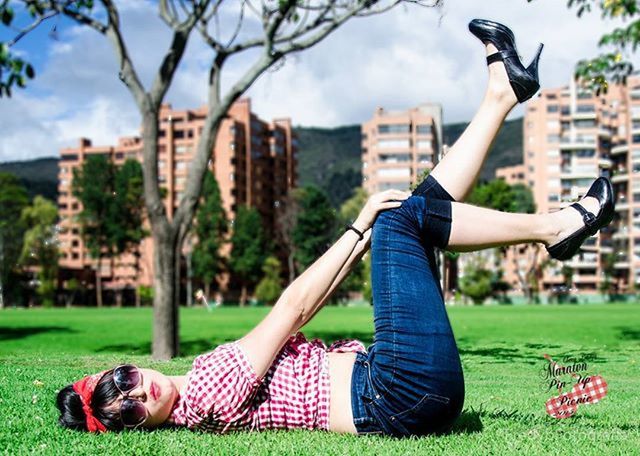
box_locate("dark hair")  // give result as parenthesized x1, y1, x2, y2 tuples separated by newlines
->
(56, 370, 125, 432)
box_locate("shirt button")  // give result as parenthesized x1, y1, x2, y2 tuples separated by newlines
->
(391, 416, 395, 421)
(375, 394, 380, 399)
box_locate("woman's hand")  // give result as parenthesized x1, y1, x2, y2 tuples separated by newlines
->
(353, 189, 412, 232)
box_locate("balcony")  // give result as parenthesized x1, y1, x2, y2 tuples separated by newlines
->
(614, 261, 630, 269)
(598, 127, 612, 138)
(565, 258, 598, 268)
(611, 169, 629, 183)
(613, 229, 630, 239)
(611, 143, 629, 155)
(572, 110, 597, 120)
(598, 158, 612, 168)
(559, 138, 597, 150)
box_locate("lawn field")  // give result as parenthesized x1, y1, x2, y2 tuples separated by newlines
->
(1, 303, 639, 455)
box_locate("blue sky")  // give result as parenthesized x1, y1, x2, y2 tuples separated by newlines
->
(0, 0, 632, 162)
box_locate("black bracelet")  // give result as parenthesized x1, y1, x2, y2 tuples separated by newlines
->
(345, 223, 364, 240)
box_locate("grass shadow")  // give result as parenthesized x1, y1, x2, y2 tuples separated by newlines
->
(458, 346, 538, 365)
(616, 326, 640, 342)
(0, 325, 76, 341)
(95, 337, 239, 356)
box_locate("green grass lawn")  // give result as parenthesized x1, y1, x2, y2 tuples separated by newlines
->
(1, 303, 639, 455)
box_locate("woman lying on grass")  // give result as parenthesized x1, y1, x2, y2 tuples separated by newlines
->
(56, 18, 615, 438)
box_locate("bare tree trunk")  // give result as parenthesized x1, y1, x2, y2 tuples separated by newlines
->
(152, 237, 179, 360)
(134, 249, 141, 308)
(96, 256, 103, 308)
(240, 283, 247, 307)
(288, 253, 296, 284)
(204, 282, 210, 301)
(116, 289, 123, 307)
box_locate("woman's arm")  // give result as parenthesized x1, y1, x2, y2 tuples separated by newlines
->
(292, 227, 371, 332)
(289, 222, 367, 323)
(290, 189, 409, 324)
(236, 189, 408, 379)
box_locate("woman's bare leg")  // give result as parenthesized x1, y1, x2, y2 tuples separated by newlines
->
(446, 198, 601, 252)
(429, 43, 519, 202)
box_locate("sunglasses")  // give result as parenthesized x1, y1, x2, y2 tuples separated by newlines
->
(112, 364, 149, 428)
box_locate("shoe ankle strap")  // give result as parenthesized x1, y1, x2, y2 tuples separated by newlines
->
(570, 202, 599, 236)
(486, 49, 518, 65)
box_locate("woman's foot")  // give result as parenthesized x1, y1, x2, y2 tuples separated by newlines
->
(545, 196, 601, 248)
(469, 19, 543, 104)
(544, 177, 615, 260)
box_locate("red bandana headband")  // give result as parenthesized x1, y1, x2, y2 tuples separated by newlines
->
(72, 370, 110, 433)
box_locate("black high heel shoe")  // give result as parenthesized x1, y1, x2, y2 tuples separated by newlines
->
(468, 18, 544, 103)
(546, 177, 616, 261)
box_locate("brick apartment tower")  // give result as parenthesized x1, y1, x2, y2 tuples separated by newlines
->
(361, 103, 444, 194)
(498, 76, 640, 296)
(57, 98, 298, 302)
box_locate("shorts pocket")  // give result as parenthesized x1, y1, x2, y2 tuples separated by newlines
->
(387, 391, 453, 436)
(391, 391, 450, 421)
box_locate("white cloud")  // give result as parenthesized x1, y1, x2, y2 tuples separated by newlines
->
(0, 0, 628, 162)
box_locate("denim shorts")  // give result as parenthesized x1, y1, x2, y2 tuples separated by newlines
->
(350, 175, 465, 438)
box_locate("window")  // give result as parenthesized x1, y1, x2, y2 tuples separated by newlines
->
(229, 172, 235, 181)
(377, 138, 410, 149)
(60, 154, 79, 161)
(576, 104, 595, 113)
(377, 167, 411, 178)
(115, 152, 124, 160)
(561, 106, 570, 115)
(633, 134, 640, 144)
(416, 140, 432, 150)
(378, 124, 410, 134)
(547, 134, 560, 143)
(547, 149, 560, 158)
(175, 145, 191, 154)
(418, 154, 432, 164)
(379, 153, 411, 163)
(547, 105, 559, 113)
(548, 194, 560, 202)
(574, 119, 597, 128)
(547, 120, 560, 129)
(574, 149, 596, 158)
(416, 125, 431, 135)
(173, 130, 185, 139)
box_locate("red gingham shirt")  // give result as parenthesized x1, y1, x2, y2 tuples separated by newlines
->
(169, 331, 367, 433)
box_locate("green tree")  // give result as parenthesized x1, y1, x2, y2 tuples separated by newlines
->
(255, 256, 284, 305)
(19, 196, 60, 307)
(599, 251, 617, 301)
(72, 154, 117, 308)
(192, 171, 228, 301)
(0, 172, 29, 308)
(0, 0, 439, 359)
(293, 185, 338, 272)
(459, 258, 494, 305)
(527, 0, 639, 94)
(111, 159, 147, 306)
(229, 205, 271, 307)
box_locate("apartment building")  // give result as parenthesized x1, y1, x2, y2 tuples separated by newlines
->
(498, 75, 640, 296)
(57, 98, 298, 298)
(361, 103, 443, 194)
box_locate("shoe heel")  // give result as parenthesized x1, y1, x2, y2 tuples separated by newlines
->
(526, 43, 544, 81)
